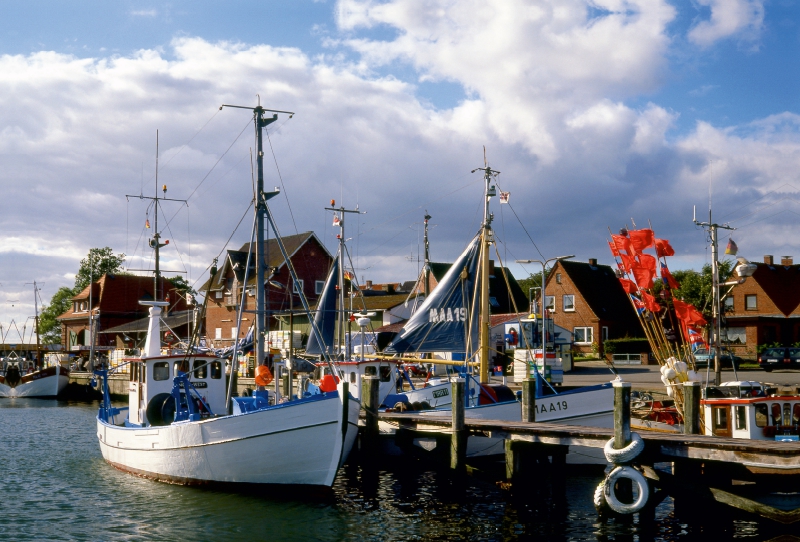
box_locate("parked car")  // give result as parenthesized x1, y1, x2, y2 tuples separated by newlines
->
(692, 347, 743, 369)
(758, 347, 800, 372)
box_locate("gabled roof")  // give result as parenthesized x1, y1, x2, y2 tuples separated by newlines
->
(749, 262, 800, 316)
(203, 231, 331, 292)
(352, 293, 420, 311)
(556, 260, 638, 325)
(100, 310, 195, 334)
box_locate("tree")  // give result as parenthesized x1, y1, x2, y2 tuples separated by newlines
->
(516, 265, 554, 309)
(74, 247, 126, 291)
(166, 275, 197, 300)
(37, 286, 76, 344)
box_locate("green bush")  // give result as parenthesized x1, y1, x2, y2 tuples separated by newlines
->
(603, 338, 650, 355)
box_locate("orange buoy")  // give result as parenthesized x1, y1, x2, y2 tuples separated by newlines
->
(319, 374, 339, 393)
(255, 365, 274, 387)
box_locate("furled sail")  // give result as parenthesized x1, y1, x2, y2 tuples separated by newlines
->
(306, 257, 339, 355)
(384, 234, 480, 354)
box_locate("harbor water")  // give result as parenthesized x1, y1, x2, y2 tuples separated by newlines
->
(0, 399, 776, 541)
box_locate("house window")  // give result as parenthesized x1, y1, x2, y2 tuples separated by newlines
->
(574, 326, 593, 345)
(231, 328, 237, 339)
(724, 297, 734, 311)
(723, 327, 746, 344)
(745, 295, 757, 310)
(215, 328, 222, 339)
(563, 295, 575, 312)
(602, 326, 609, 342)
(556, 273, 562, 284)
(215, 291, 223, 299)
(293, 279, 304, 294)
(545, 296, 555, 311)
(315, 280, 325, 294)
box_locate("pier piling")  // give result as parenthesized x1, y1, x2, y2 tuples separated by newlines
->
(450, 378, 466, 471)
(362, 376, 380, 454)
(521, 378, 536, 423)
(683, 381, 701, 435)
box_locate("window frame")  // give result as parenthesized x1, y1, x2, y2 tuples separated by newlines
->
(293, 279, 304, 294)
(315, 280, 325, 295)
(545, 296, 555, 311)
(573, 326, 594, 345)
(563, 294, 575, 312)
(745, 294, 758, 311)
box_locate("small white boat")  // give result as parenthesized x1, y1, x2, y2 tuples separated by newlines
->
(0, 362, 69, 398)
(96, 308, 359, 486)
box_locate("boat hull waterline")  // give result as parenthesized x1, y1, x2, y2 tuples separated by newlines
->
(0, 366, 69, 398)
(97, 387, 360, 487)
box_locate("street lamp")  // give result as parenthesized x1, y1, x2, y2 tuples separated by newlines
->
(515, 255, 575, 350)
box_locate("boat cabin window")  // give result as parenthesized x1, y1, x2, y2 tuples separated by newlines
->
(193, 360, 207, 379)
(210, 361, 222, 380)
(380, 366, 392, 383)
(772, 403, 782, 425)
(712, 407, 728, 431)
(755, 404, 768, 427)
(735, 406, 747, 430)
(174, 361, 189, 376)
(153, 362, 170, 381)
(349, 371, 356, 384)
(365, 366, 377, 377)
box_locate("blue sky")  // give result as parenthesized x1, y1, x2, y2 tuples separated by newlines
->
(1, 0, 800, 325)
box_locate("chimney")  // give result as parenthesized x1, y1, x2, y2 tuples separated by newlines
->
(764, 255, 774, 265)
(384, 283, 395, 294)
(588, 258, 597, 266)
(782, 256, 794, 266)
(365, 280, 372, 289)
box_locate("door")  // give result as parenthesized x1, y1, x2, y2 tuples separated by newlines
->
(711, 406, 731, 437)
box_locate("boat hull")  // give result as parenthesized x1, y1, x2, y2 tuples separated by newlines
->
(97, 388, 360, 487)
(0, 366, 69, 398)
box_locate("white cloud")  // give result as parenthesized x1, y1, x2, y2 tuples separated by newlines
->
(130, 9, 158, 17)
(688, 0, 765, 47)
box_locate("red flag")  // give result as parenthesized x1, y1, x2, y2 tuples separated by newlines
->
(629, 229, 655, 252)
(611, 234, 635, 256)
(641, 291, 662, 313)
(661, 265, 680, 290)
(608, 241, 619, 257)
(619, 278, 637, 294)
(655, 238, 675, 258)
(631, 263, 655, 289)
(637, 253, 657, 272)
(688, 307, 707, 327)
(619, 253, 636, 272)
(673, 299, 691, 322)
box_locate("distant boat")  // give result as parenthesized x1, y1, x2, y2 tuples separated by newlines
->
(0, 284, 70, 398)
(94, 104, 360, 487)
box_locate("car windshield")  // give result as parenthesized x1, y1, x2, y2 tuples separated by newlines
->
(789, 349, 800, 357)
(764, 348, 785, 357)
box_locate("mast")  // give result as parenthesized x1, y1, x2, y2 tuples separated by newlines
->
(324, 201, 364, 358)
(32, 281, 41, 369)
(220, 99, 291, 368)
(423, 212, 431, 297)
(471, 154, 498, 383)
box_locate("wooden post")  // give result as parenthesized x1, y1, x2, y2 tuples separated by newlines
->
(522, 377, 536, 423)
(683, 381, 701, 435)
(613, 380, 632, 449)
(362, 376, 380, 453)
(450, 378, 466, 471)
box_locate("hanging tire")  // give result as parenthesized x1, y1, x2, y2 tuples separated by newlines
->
(593, 479, 609, 512)
(603, 433, 644, 464)
(603, 466, 649, 514)
(146, 392, 174, 426)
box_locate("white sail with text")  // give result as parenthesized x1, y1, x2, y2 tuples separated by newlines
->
(384, 234, 480, 354)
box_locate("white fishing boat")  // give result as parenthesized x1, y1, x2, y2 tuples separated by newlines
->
(0, 290, 71, 399)
(95, 102, 360, 487)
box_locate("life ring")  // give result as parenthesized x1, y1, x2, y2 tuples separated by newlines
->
(603, 466, 649, 514)
(603, 433, 644, 464)
(255, 365, 274, 387)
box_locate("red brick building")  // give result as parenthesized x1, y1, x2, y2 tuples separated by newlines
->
(57, 274, 189, 352)
(202, 232, 333, 349)
(723, 255, 800, 358)
(544, 258, 641, 355)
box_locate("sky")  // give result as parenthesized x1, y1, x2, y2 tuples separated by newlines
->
(2, 0, 800, 333)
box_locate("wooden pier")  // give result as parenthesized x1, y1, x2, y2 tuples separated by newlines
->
(362, 378, 800, 524)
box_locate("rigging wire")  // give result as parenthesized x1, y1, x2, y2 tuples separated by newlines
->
(265, 126, 299, 236)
